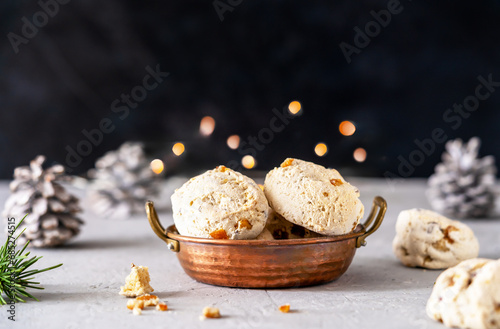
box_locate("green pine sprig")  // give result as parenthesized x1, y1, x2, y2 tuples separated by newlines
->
(0, 214, 62, 305)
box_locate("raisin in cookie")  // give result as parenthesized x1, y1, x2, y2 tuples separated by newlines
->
(171, 166, 267, 239)
(264, 158, 364, 235)
(393, 209, 479, 269)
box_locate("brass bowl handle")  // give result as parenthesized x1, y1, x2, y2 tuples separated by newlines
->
(356, 196, 387, 248)
(145, 201, 179, 252)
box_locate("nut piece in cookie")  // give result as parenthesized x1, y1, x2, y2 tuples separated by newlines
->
(171, 166, 268, 239)
(119, 263, 154, 297)
(264, 158, 364, 235)
(202, 306, 221, 319)
(426, 258, 500, 329)
(392, 209, 479, 269)
(209, 229, 228, 239)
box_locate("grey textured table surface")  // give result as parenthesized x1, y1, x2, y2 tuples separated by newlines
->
(0, 178, 499, 329)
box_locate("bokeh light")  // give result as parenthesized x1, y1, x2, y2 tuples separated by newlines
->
(241, 155, 256, 169)
(150, 159, 164, 174)
(288, 101, 302, 115)
(227, 135, 240, 150)
(172, 142, 185, 156)
(314, 143, 328, 157)
(339, 121, 356, 136)
(199, 116, 215, 136)
(353, 147, 367, 162)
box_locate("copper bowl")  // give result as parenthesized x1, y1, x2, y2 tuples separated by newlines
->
(146, 196, 386, 288)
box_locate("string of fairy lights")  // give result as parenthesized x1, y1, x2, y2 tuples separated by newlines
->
(149, 101, 367, 175)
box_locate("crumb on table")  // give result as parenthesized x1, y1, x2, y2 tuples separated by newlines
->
(136, 294, 159, 306)
(279, 304, 291, 313)
(202, 306, 221, 318)
(156, 302, 168, 311)
(119, 263, 154, 297)
(127, 299, 145, 310)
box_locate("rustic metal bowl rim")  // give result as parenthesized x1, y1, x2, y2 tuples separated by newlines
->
(166, 224, 366, 247)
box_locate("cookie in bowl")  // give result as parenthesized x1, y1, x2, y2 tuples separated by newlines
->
(255, 228, 275, 240)
(265, 208, 321, 239)
(171, 165, 268, 239)
(264, 158, 364, 235)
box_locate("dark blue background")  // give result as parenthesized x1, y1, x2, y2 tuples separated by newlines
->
(0, 0, 499, 178)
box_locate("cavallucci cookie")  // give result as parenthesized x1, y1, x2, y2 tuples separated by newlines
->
(426, 258, 500, 329)
(171, 166, 268, 239)
(255, 228, 275, 241)
(265, 208, 321, 239)
(393, 209, 479, 269)
(264, 158, 364, 236)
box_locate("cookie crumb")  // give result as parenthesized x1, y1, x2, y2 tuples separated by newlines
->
(156, 302, 168, 311)
(127, 299, 144, 310)
(136, 294, 159, 306)
(119, 263, 154, 297)
(279, 304, 291, 313)
(202, 306, 221, 318)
